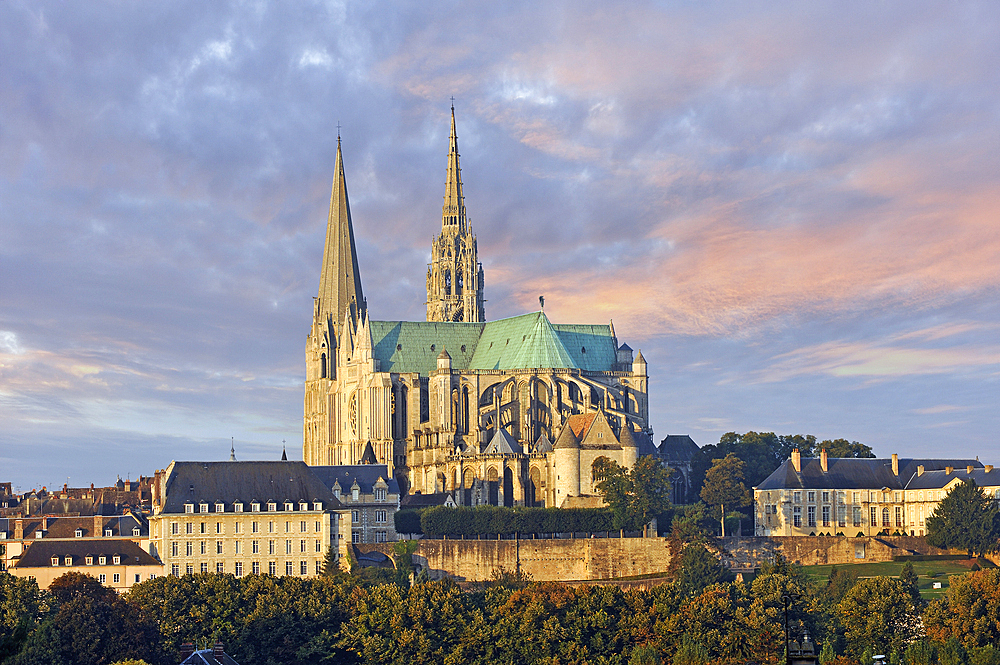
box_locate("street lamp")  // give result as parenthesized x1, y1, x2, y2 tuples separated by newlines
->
(782, 593, 802, 665)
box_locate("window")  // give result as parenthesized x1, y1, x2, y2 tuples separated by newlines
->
(352, 488, 360, 502)
(316, 561, 322, 574)
(822, 491, 829, 503)
(285, 561, 293, 575)
(215, 503, 225, 513)
(235, 541, 241, 555)
(871, 507, 878, 527)
(216, 522, 222, 534)
(300, 521, 306, 533)
(200, 503, 209, 513)
(252, 521, 258, 533)
(75, 528, 83, 537)
(99, 556, 107, 565)
(853, 492, 860, 504)
(793, 506, 802, 527)
(285, 521, 291, 533)
(853, 506, 862, 526)
(217, 562, 225, 573)
(200, 522, 206, 534)
(300, 539, 306, 553)
(299, 502, 308, 512)
(838, 505, 846, 527)
(113, 555, 120, 565)
(134, 574, 140, 583)
(268, 540, 275, 555)
(268, 502, 277, 512)
(822, 505, 830, 527)
(51, 557, 59, 566)
(252, 561, 260, 574)
(105, 529, 113, 537)
(216, 541, 223, 554)
(793, 492, 801, 504)
(300, 561, 308, 575)
(201, 562, 208, 573)
(375, 489, 386, 502)
(200, 541, 206, 554)
(132, 527, 140, 537)
(313, 502, 322, 511)
(375, 531, 387, 543)
(235, 522, 241, 534)
(882, 507, 890, 527)
(185, 503, 194, 513)
(807, 505, 816, 528)
(315, 521, 321, 532)
(170, 565, 179, 577)
(807, 491, 816, 503)
(234, 503, 243, 513)
(268, 521, 274, 533)
(895, 506, 903, 527)
(315, 540, 321, 552)
(100, 573, 108, 583)
(251, 502, 260, 512)
(286, 540, 292, 554)
(150, 574, 157, 580)
(86, 556, 94, 565)
(285, 502, 294, 512)
(352, 531, 361, 543)
(252, 540, 259, 554)
(170, 522, 179, 535)
(374, 510, 387, 523)
(171, 542, 178, 557)
(235, 562, 243, 577)
(186, 564, 193, 575)
(894, 492, 901, 503)
(268, 561, 276, 575)
(186, 542, 193, 556)
(352, 510, 359, 522)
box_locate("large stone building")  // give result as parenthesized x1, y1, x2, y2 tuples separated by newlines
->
(753, 450, 986, 537)
(303, 109, 653, 507)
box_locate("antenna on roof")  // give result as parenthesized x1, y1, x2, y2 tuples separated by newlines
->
(281, 440, 288, 461)
(539, 295, 544, 311)
(230, 438, 236, 462)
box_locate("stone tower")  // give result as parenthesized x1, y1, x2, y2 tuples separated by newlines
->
(426, 106, 486, 323)
(304, 136, 366, 466)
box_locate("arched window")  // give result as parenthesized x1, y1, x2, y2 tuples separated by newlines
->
(462, 386, 470, 434)
(444, 270, 451, 295)
(320, 353, 327, 379)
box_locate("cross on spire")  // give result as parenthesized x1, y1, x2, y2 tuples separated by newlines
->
(450, 96, 455, 110)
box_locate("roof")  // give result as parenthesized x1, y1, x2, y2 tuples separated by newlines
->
(367, 312, 618, 376)
(904, 466, 1000, 490)
(553, 423, 580, 450)
(360, 442, 378, 465)
(532, 434, 553, 454)
(483, 429, 521, 455)
(0, 514, 146, 540)
(566, 413, 597, 439)
(310, 465, 400, 495)
(756, 457, 984, 491)
(659, 435, 700, 461)
(14, 538, 160, 568)
(159, 461, 342, 514)
(400, 492, 454, 508)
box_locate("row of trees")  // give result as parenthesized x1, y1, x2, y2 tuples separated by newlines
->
(2, 559, 999, 665)
(418, 505, 614, 537)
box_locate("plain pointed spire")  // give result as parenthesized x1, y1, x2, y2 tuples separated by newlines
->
(317, 136, 365, 328)
(441, 103, 467, 232)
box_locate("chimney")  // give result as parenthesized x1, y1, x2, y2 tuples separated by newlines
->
(94, 515, 103, 537)
(967, 465, 974, 475)
(791, 449, 801, 473)
(821, 449, 828, 473)
(179, 643, 194, 660)
(945, 466, 953, 475)
(986, 465, 994, 473)
(14, 519, 23, 540)
(213, 642, 225, 658)
(917, 465, 924, 477)
(891, 453, 899, 476)
(125, 479, 131, 492)
(41, 516, 48, 531)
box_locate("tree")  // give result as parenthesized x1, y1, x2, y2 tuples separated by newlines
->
(926, 480, 1000, 557)
(677, 544, 730, 595)
(836, 577, 921, 658)
(0, 573, 43, 663)
(898, 561, 921, 606)
(924, 568, 1000, 649)
(700, 453, 750, 537)
(820, 439, 875, 458)
(593, 456, 672, 533)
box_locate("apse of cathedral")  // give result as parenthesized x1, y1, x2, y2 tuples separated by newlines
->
(304, 107, 654, 508)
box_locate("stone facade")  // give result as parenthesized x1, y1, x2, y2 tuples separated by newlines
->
(311, 464, 401, 543)
(302, 110, 654, 506)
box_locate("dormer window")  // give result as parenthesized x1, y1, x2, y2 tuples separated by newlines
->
(313, 502, 322, 511)
(184, 503, 194, 513)
(199, 503, 209, 513)
(234, 502, 243, 513)
(86, 556, 93, 565)
(215, 503, 225, 513)
(64, 556, 72, 566)
(75, 528, 83, 538)
(132, 527, 140, 537)
(105, 529, 113, 537)
(35, 531, 43, 538)
(51, 557, 59, 566)
(267, 502, 277, 512)
(352, 488, 359, 502)
(113, 556, 121, 565)
(284, 502, 294, 512)
(299, 502, 308, 512)
(99, 556, 107, 565)
(251, 502, 260, 512)
(375, 489, 386, 502)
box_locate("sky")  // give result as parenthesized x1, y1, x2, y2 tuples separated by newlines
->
(2, 1, 998, 491)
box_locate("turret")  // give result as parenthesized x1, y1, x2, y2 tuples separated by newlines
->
(553, 424, 580, 502)
(619, 422, 638, 470)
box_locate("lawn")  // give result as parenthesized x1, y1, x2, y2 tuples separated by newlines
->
(800, 559, 987, 601)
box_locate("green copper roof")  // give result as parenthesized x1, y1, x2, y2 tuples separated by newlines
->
(368, 312, 617, 376)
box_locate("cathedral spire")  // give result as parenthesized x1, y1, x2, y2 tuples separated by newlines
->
(441, 103, 466, 233)
(317, 137, 365, 328)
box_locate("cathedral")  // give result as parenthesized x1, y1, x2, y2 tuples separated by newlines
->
(303, 108, 655, 507)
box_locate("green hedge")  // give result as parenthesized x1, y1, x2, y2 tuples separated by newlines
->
(394, 509, 424, 534)
(892, 554, 969, 562)
(419, 505, 613, 537)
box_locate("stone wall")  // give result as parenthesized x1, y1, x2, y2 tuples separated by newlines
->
(720, 535, 954, 569)
(411, 537, 674, 582)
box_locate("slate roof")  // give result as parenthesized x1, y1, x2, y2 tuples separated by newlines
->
(367, 312, 617, 375)
(160, 462, 342, 514)
(553, 423, 581, 450)
(483, 429, 522, 455)
(532, 434, 553, 454)
(756, 457, 984, 491)
(400, 493, 454, 508)
(14, 538, 160, 568)
(0, 514, 147, 539)
(658, 435, 700, 462)
(904, 466, 1000, 490)
(310, 465, 400, 495)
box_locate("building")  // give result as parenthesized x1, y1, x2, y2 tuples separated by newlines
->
(0, 512, 149, 573)
(149, 461, 350, 578)
(9, 538, 161, 591)
(754, 450, 984, 536)
(657, 435, 700, 504)
(310, 461, 401, 543)
(903, 463, 1000, 534)
(303, 108, 653, 507)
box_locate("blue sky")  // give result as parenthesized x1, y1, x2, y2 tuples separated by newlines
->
(2, 1, 998, 491)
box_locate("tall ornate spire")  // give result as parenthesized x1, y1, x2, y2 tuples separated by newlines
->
(441, 103, 467, 233)
(317, 137, 365, 328)
(427, 104, 486, 323)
